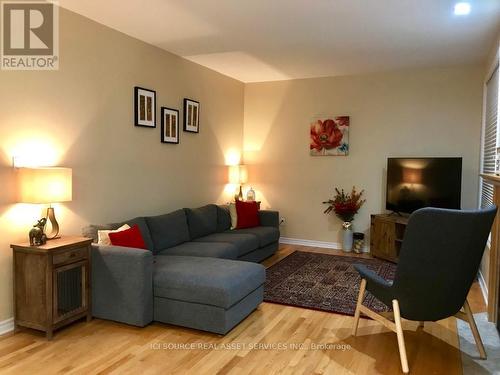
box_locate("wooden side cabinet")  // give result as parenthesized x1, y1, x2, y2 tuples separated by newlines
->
(370, 214, 409, 263)
(11, 236, 93, 339)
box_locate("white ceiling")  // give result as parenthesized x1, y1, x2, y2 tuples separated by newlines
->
(60, 0, 500, 83)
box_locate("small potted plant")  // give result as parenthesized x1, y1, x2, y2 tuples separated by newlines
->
(323, 186, 365, 252)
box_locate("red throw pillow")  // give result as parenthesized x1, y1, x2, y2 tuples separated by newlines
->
(108, 224, 147, 249)
(235, 200, 260, 229)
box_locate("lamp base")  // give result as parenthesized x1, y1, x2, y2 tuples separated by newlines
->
(44, 207, 60, 240)
(234, 185, 243, 201)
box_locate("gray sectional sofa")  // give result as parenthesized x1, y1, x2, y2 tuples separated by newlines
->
(83, 204, 279, 334)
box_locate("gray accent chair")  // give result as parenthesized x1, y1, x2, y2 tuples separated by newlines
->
(84, 204, 279, 334)
(352, 206, 497, 374)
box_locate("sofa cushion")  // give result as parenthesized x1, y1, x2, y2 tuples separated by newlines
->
(157, 241, 239, 259)
(194, 233, 259, 257)
(125, 217, 155, 252)
(235, 200, 260, 229)
(216, 205, 231, 232)
(109, 225, 147, 249)
(146, 210, 190, 253)
(153, 255, 265, 308)
(82, 217, 155, 252)
(97, 224, 130, 246)
(82, 223, 121, 243)
(226, 226, 280, 247)
(185, 205, 217, 239)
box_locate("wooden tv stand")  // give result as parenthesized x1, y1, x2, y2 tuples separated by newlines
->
(370, 214, 409, 263)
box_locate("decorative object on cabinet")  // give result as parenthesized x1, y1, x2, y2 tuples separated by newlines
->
(246, 187, 256, 201)
(29, 218, 47, 246)
(228, 164, 248, 201)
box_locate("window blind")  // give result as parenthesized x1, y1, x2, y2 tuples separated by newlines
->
(481, 65, 499, 208)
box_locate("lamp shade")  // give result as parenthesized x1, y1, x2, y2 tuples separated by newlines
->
(228, 165, 248, 184)
(17, 167, 72, 204)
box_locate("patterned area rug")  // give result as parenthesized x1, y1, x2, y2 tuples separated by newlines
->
(264, 251, 397, 316)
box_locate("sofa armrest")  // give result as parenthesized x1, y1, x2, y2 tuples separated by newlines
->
(92, 244, 154, 326)
(259, 210, 279, 227)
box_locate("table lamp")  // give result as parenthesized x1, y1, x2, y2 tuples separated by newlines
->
(228, 165, 248, 201)
(17, 167, 72, 239)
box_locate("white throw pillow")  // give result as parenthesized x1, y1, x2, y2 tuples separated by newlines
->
(97, 224, 131, 245)
(229, 203, 238, 230)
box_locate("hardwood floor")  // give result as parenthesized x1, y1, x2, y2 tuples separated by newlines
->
(0, 244, 485, 374)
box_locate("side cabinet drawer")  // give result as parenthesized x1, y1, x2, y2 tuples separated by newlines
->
(53, 247, 88, 265)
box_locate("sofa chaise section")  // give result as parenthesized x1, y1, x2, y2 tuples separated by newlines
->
(153, 255, 265, 334)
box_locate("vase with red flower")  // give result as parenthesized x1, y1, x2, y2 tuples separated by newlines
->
(342, 221, 354, 252)
(323, 187, 366, 252)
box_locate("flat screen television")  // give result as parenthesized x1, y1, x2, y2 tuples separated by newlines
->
(386, 157, 462, 214)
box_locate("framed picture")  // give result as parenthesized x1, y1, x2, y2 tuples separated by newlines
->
(134, 87, 156, 128)
(310, 116, 349, 156)
(183, 98, 200, 133)
(161, 107, 179, 144)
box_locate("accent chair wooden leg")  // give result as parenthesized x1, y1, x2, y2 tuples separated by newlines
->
(392, 299, 409, 374)
(463, 299, 487, 359)
(352, 278, 367, 336)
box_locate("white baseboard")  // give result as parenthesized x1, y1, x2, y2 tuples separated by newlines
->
(279, 237, 369, 253)
(0, 318, 14, 335)
(478, 271, 488, 305)
(280, 237, 341, 249)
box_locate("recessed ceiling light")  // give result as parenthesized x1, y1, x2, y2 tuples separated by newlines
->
(454, 2, 471, 16)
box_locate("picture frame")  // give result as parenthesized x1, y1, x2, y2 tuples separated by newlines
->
(183, 98, 200, 133)
(161, 107, 180, 144)
(134, 87, 156, 128)
(310, 116, 350, 156)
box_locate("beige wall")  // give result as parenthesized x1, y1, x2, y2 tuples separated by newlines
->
(244, 66, 484, 244)
(0, 9, 244, 321)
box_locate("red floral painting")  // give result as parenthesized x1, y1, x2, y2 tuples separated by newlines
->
(310, 116, 349, 156)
